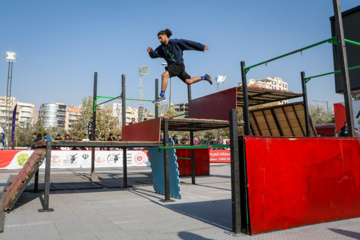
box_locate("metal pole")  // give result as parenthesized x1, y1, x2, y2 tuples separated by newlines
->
(187, 85, 192, 103)
(169, 77, 172, 106)
(5, 62, 11, 149)
(34, 169, 39, 192)
(241, 61, 250, 135)
(122, 74, 128, 188)
(301, 72, 311, 137)
(190, 131, 195, 184)
(91, 72, 99, 181)
(333, 0, 354, 137)
(229, 109, 241, 233)
(155, 78, 159, 118)
(162, 117, 171, 202)
(39, 141, 54, 212)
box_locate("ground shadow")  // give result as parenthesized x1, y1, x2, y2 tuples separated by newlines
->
(129, 188, 232, 232)
(328, 228, 360, 239)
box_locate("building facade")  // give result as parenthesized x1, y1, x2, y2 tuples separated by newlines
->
(0, 96, 35, 127)
(65, 105, 81, 131)
(105, 103, 145, 125)
(173, 103, 188, 118)
(244, 77, 289, 104)
(38, 103, 66, 128)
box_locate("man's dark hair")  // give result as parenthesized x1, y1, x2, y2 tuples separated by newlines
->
(44, 133, 47, 136)
(56, 134, 60, 137)
(109, 133, 113, 136)
(158, 29, 172, 38)
(32, 133, 36, 135)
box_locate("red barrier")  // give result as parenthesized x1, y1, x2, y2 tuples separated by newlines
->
(244, 136, 360, 234)
(122, 118, 160, 141)
(176, 148, 210, 176)
(188, 87, 237, 121)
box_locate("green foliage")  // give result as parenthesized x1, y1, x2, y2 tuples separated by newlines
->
(309, 104, 334, 124)
(70, 96, 121, 140)
(163, 104, 177, 117)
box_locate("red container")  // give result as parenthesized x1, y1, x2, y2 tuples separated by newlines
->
(176, 148, 210, 176)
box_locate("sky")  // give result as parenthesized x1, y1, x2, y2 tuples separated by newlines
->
(1, 0, 359, 114)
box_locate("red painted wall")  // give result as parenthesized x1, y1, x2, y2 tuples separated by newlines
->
(176, 148, 210, 176)
(244, 136, 360, 234)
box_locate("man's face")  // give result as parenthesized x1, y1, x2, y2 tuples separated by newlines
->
(356, 129, 358, 134)
(185, 135, 188, 139)
(118, 136, 122, 140)
(158, 34, 168, 45)
(199, 136, 202, 140)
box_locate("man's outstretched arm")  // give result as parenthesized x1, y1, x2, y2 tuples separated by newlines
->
(147, 47, 161, 58)
(176, 39, 208, 52)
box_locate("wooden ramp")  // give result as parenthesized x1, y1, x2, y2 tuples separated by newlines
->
(249, 102, 316, 137)
(3, 148, 46, 212)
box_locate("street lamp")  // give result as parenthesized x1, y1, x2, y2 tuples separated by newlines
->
(313, 100, 329, 114)
(4, 51, 17, 149)
(215, 75, 227, 91)
(138, 66, 149, 122)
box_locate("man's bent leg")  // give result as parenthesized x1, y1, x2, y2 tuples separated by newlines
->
(161, 71, 170, 91)
(185, 77, 202, 85)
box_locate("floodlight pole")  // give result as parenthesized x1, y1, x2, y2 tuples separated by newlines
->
(333, 0, 354, 137)
(4, 52, 17, 150)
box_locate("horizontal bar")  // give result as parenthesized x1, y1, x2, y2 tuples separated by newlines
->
(159, 144, 230, 150)
(244, 37, 337, 74)
(160, 145, 210, 150)
(125, 98, 154, 102)
(172, 112, 189, 118)
(305, 65, 360, 83)
(212, 144, 230, 148)
(177, 157, 191, 160)
(97, 95, 122, 106)
(345, 39, 360, 46)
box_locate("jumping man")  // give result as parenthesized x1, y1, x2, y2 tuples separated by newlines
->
(147, 29, 212, 103)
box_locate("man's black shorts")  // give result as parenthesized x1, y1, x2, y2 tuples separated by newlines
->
(166, 63, 191, 82)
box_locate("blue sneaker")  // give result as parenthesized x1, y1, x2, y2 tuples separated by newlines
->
(153, 96, 166, 104)
(205, 73, 213, 85)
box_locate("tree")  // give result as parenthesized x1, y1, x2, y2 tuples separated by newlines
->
(309, 104, 334, 124)
(96, 109, 121, 138)
(163, 104, 178, 117)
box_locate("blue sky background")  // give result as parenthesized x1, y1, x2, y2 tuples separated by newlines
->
(1, 0, 359, 114)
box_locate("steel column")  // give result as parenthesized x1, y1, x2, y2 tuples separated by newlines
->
(39, 141, 54, 212)
(91, 72, 99, 181)
(333, 0, 355, 137)
(229, 109, 241, 233)
(190, 131, 195, 184)
(241, 61, 251, 135)
(122, 74, 128, 188)
(123, 148, 127, 188)
(155, 78, 159, 118)
(187, 85, 192, 103)
(301, 71, 311, 137)
(162, 118, 172, 202)
(34, 169, 39, 192)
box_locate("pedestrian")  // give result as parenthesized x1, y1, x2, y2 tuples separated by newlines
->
(30, 132, 37, 149)
(87, 117, 96, 140)
(148, 28, 212, 103)
(44, 133, 51, 141)
(181, 134, 190, 145)
(340, 122, 348, 137)
(173, 135, 179, 145)
(117, 134, 122, 141)
(198, 135, 204, 144)
(355, 128, 360, 141)
(129, 118, 136, 125)
(54, 134, 62, 141)
(81, 134, 90, 150)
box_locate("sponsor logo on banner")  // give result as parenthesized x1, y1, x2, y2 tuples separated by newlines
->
(107, 153, 121, 165)
(51, 155, 61, 166)
(210, 150, 231, 162)
(63, 153, 79, 167)
(16, 153, 30, 166)
(95, 155, 105, 163)
(134, 152, 146, 165)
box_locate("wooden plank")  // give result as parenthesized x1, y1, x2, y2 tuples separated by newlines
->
(122, 118, 161, 141)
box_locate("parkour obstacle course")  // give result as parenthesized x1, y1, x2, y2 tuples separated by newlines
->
(3, 0, 360, 236)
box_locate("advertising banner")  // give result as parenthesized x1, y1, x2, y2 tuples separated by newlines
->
(0, 150, 150, 169)
(209, 150, 230, 163)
